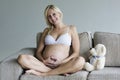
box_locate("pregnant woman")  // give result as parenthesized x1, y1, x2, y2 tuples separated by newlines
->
(17, 4, 85, 76)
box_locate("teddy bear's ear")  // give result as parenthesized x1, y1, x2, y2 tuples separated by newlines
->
(95, 44, 106, 56)
(101, 46, 106, 54)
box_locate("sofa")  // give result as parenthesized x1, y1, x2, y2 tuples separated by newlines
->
(1, 31, 120, 80)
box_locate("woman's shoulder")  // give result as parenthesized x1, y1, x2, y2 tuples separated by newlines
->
(43, 27, 49, 32)
(43, 27, 51, 34)
(41, 27, 51, 37)
(69, 25, 77, 33)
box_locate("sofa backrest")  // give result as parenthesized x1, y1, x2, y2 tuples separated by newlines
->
(94, 32, 120, 66)
(78, 32, 92, 61)
(36, 32, 92, 61)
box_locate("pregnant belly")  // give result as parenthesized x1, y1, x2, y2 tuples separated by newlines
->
(43, 45, 70, 66)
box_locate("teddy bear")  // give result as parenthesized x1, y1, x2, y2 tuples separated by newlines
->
(84, 44, 106, 71)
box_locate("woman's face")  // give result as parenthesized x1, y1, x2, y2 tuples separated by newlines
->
(47, 9, 62, 25)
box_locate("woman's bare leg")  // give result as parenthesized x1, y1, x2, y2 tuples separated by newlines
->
(30, 56, 85, 76)
(17, 54, 51, 73)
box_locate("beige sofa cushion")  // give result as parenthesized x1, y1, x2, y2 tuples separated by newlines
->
(94, 32, 120, 66)
(78, 32, 92, 61)
(88, 67, 120, 80)
(36, 32, 92, 61)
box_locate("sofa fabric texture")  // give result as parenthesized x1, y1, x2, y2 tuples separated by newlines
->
(88, 67, 120, 80)
(1, 31, 120, 80)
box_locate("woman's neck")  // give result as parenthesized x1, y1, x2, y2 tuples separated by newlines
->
(53, 22, 66, 29)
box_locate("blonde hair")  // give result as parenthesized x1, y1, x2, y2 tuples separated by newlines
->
(44, 5, 63, 28)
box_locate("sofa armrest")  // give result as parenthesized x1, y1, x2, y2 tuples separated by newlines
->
(0, 48, 36, 80)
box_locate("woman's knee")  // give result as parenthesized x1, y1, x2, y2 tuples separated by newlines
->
(74, 56, 85, 69)
(17, 54, 33, 68)
(80, 56, 85, 65)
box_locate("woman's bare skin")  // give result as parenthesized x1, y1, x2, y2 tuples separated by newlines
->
(17, 5, 85, 76)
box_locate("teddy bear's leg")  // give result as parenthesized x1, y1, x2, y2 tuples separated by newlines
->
(96, 57, 105, 70)
(84, 62, 95, 71)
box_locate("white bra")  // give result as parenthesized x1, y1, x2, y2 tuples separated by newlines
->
(45, 28, 71, 46)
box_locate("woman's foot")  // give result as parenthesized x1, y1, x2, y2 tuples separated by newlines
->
(25, 69, 48, 76)
(25, 69, 41, 76)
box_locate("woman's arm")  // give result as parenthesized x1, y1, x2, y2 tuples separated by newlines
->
(61, 25, 80, 64)
(35, 28, 49, 61)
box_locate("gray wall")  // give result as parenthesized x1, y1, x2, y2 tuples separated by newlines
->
(0, 0, 120, 61)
